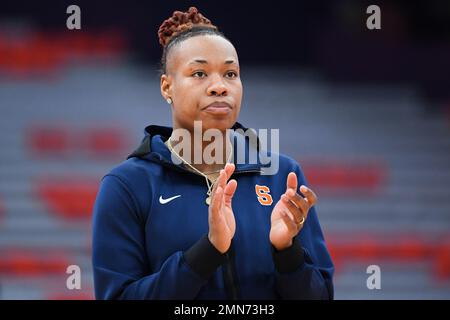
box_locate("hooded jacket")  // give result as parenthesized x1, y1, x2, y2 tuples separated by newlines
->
(92, 122, 334, 300)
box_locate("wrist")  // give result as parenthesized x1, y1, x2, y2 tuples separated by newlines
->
(184, 235, 228, 279)
(272, 239, 293, 251)
(208, 233, 230, 254)
(272, 238, 305, 273)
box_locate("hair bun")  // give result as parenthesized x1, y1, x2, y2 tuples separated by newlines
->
(158, 7, 217, 47)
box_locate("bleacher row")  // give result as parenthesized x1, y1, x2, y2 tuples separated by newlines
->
(0, 29, 127, 77)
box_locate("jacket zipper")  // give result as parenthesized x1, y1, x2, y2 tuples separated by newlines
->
(171, 165, 256, 299)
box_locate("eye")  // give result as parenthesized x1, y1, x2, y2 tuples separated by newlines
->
(192, 71, 207, 78)
(225, 71, 238, 78)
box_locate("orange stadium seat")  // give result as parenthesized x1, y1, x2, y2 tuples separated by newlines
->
(83, 126, 128, 157)
(301, 158, 387, 194)
(0, 249, 69, 277)
(36, 178, 99, 219)
(27, 125, 70, 156)
(0, 30, 127, 76)
(328, 233, 450, 281)
(27, 124, 129, 158)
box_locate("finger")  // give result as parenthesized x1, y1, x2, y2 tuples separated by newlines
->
(284, 190, 309, 215)
(218, 168, 227, 189)
(211, 169, 225, 198)
(210, 186, 223, 221)
(299, 185, 318, 206)
(286, 172, 297, 192)
(223, 179, 237, 206)
(224, 163, 235, 180)
(280, 209, 298, 235)
(281, 194, 305, 224)
(218, 163, 235, 191)
(211, 164, 236, 200)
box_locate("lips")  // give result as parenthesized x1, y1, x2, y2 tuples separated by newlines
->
(203, 102, 232, 115)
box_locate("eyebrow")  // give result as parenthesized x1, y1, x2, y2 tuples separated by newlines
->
(188, 59, 237, 65)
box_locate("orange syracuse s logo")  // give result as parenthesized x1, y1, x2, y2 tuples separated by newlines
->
(255, 184, 273, 206)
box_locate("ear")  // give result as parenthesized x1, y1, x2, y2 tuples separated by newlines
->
(160, 74, 172, 101)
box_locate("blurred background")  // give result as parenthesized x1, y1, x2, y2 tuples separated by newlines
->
(0, 0, 449, 299)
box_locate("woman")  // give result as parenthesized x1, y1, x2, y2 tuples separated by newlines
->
(92, 7, 334, 300)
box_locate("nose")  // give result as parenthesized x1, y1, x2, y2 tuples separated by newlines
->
(207, 74, 228, 97)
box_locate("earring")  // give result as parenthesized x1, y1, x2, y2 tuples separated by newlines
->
(166, 97, 173, 104)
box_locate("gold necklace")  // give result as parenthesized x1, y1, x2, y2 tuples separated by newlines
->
(166, 137, 233, 205)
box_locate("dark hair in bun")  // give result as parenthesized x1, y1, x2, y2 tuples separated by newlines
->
(158, 7, 228, 74)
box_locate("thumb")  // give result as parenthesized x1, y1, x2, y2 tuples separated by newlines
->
(286, 172, 297, 193)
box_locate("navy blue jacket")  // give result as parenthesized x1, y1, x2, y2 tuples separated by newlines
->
(92, 122, 334, 299)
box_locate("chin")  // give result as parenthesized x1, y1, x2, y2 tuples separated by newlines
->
(202, 117, 236, 132)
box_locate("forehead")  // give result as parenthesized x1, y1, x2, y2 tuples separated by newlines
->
(168, 35, 238, 69)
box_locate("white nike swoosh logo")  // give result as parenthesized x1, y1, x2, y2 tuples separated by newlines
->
(159, 195, 181, 204)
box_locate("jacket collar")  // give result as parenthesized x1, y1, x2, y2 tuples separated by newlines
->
(127, 122, 264, 174)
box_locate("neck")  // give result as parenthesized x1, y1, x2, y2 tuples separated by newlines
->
(169, 127, 232, 174)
